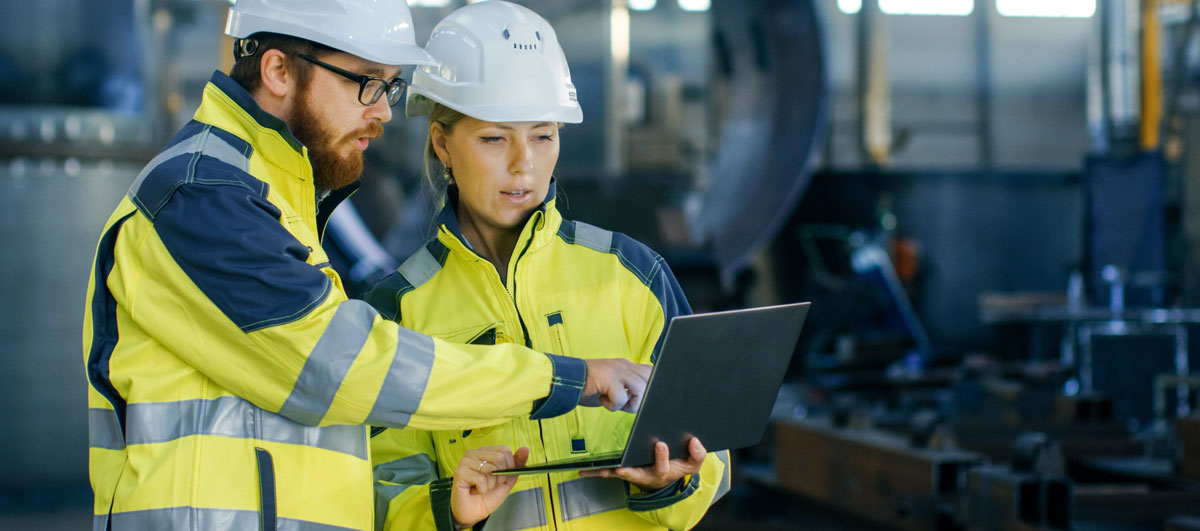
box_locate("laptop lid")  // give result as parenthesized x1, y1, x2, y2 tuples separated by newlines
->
(619, 301, 809, 467)
(495, 302, 809, 475)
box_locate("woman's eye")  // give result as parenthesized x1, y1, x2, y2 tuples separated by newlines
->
(480, 136, 503, 143)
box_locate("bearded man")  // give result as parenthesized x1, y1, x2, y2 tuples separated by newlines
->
(82, 2, 650, 529)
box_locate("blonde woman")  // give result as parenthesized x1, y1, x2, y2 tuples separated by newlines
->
(365, 2, 730, 529)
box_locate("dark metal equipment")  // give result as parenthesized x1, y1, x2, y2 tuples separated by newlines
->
(1180, 415, 1200, 480)
(775, 418, 985, 530)
(964, 433, 1073, 531)
(691, 0, 829, 284)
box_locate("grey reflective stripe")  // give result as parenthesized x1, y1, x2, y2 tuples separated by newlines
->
(88, 408, 125, 450)
(279, 300, 377, 425)
(397, 245, 442, 288)
(374, 454, 438, 529)
(124, 396, 366, 459)
(129, 127, 249, 199)
(572, 222, 613, 253)
(103, 507, 357, 531)
(375, 453, 438, 484)
(364, 326, 435, 428)
(481, 487, 547, 531)
(558, 476, 626, 522)
(711, 450, 731, 505)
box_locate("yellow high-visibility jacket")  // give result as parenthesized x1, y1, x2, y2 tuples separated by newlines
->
(364, 184, 731, 531)
(82, 72, 587, 531)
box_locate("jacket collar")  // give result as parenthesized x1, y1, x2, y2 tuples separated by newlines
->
(436, 178, 563, 258)
(194, 71, 353, 229)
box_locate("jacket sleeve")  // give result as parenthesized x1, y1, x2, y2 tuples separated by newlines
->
(371, 428, 457, 531)
(623, 252, 731, 529)
(626, 450, 731, 530)
(126, 182, 583, 430)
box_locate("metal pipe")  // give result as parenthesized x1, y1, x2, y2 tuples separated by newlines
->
(975, 0, 994, 168)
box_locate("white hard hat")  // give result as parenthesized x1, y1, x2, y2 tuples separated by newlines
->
(225, 0, 436, 67)
(406, 1, 582, 123)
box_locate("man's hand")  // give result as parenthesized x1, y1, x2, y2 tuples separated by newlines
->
(578, 437, 707, 491)
(450, 445, 530, 529)
(580, 359, 652, 413)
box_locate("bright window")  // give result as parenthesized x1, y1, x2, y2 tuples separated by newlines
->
(880, 0, 972, 15)
(997, 0, 1095, 17)
(838, 0, 974, 15)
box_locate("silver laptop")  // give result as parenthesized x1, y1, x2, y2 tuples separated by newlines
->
(494, 302, 810, 475)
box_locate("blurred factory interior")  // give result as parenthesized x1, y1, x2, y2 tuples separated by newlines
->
(5, 0, 1200, 529)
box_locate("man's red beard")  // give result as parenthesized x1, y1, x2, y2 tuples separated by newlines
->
(287, 85, 384, 191)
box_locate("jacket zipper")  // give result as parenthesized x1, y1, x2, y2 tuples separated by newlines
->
(506, 233, 536, 349)
(503, 217, 562, 527)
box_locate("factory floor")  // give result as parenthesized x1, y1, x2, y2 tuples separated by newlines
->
(0, 482, 886, 531)
(0, 510, 90, 531)
(8, 480, 1196, 530)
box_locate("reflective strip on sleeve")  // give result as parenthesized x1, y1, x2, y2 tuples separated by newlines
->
(711, 450, 732, 505)
(278, 300, 377, 425)
(104, 508, 357, 531)
(484, 487, 548, 530)
(88, 408, 125, 450)
(129, 125, 252, 219)
(570, 222, 613, 254)
(557, 476, 626, 522)
(123, 396, 366, 459)
(364, 326, 435, 428)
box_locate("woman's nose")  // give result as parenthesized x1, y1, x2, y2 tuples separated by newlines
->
(510, 142, 534, 174)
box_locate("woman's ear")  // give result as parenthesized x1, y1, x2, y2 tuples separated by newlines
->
(259, 49, 293, 99)
(431, 122, 452, 168)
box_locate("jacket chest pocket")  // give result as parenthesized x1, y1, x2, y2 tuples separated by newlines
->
(282, 215, 329, 267)
(545, 311, 587, 454)
(545, 311, 572, 355)
(427, 322, 505, 345)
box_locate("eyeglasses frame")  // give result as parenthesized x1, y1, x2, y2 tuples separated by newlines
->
(297, 54, 407, 107)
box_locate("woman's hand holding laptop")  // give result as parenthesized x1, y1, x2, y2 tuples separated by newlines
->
(579, 437, 708, 491)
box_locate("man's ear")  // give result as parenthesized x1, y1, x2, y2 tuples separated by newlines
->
(431, 122, 452, 168)
(259, 49, 293, 99)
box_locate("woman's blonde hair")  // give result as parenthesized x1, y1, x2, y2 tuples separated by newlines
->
(422, 103, 467, 208)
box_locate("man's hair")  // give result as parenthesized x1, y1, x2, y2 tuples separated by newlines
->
(229, 32, 336, 93)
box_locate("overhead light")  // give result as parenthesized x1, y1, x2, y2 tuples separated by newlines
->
(837, 0, 862, 14)
(879, 0, 973, 15)
(997, 0, 1095, 17)
(409, 0, 453, 5)
(677, 0, 710, 12)
(629, 0, 657, 10)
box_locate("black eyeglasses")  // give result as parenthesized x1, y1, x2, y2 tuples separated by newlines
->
(298, 54, 407, 107)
